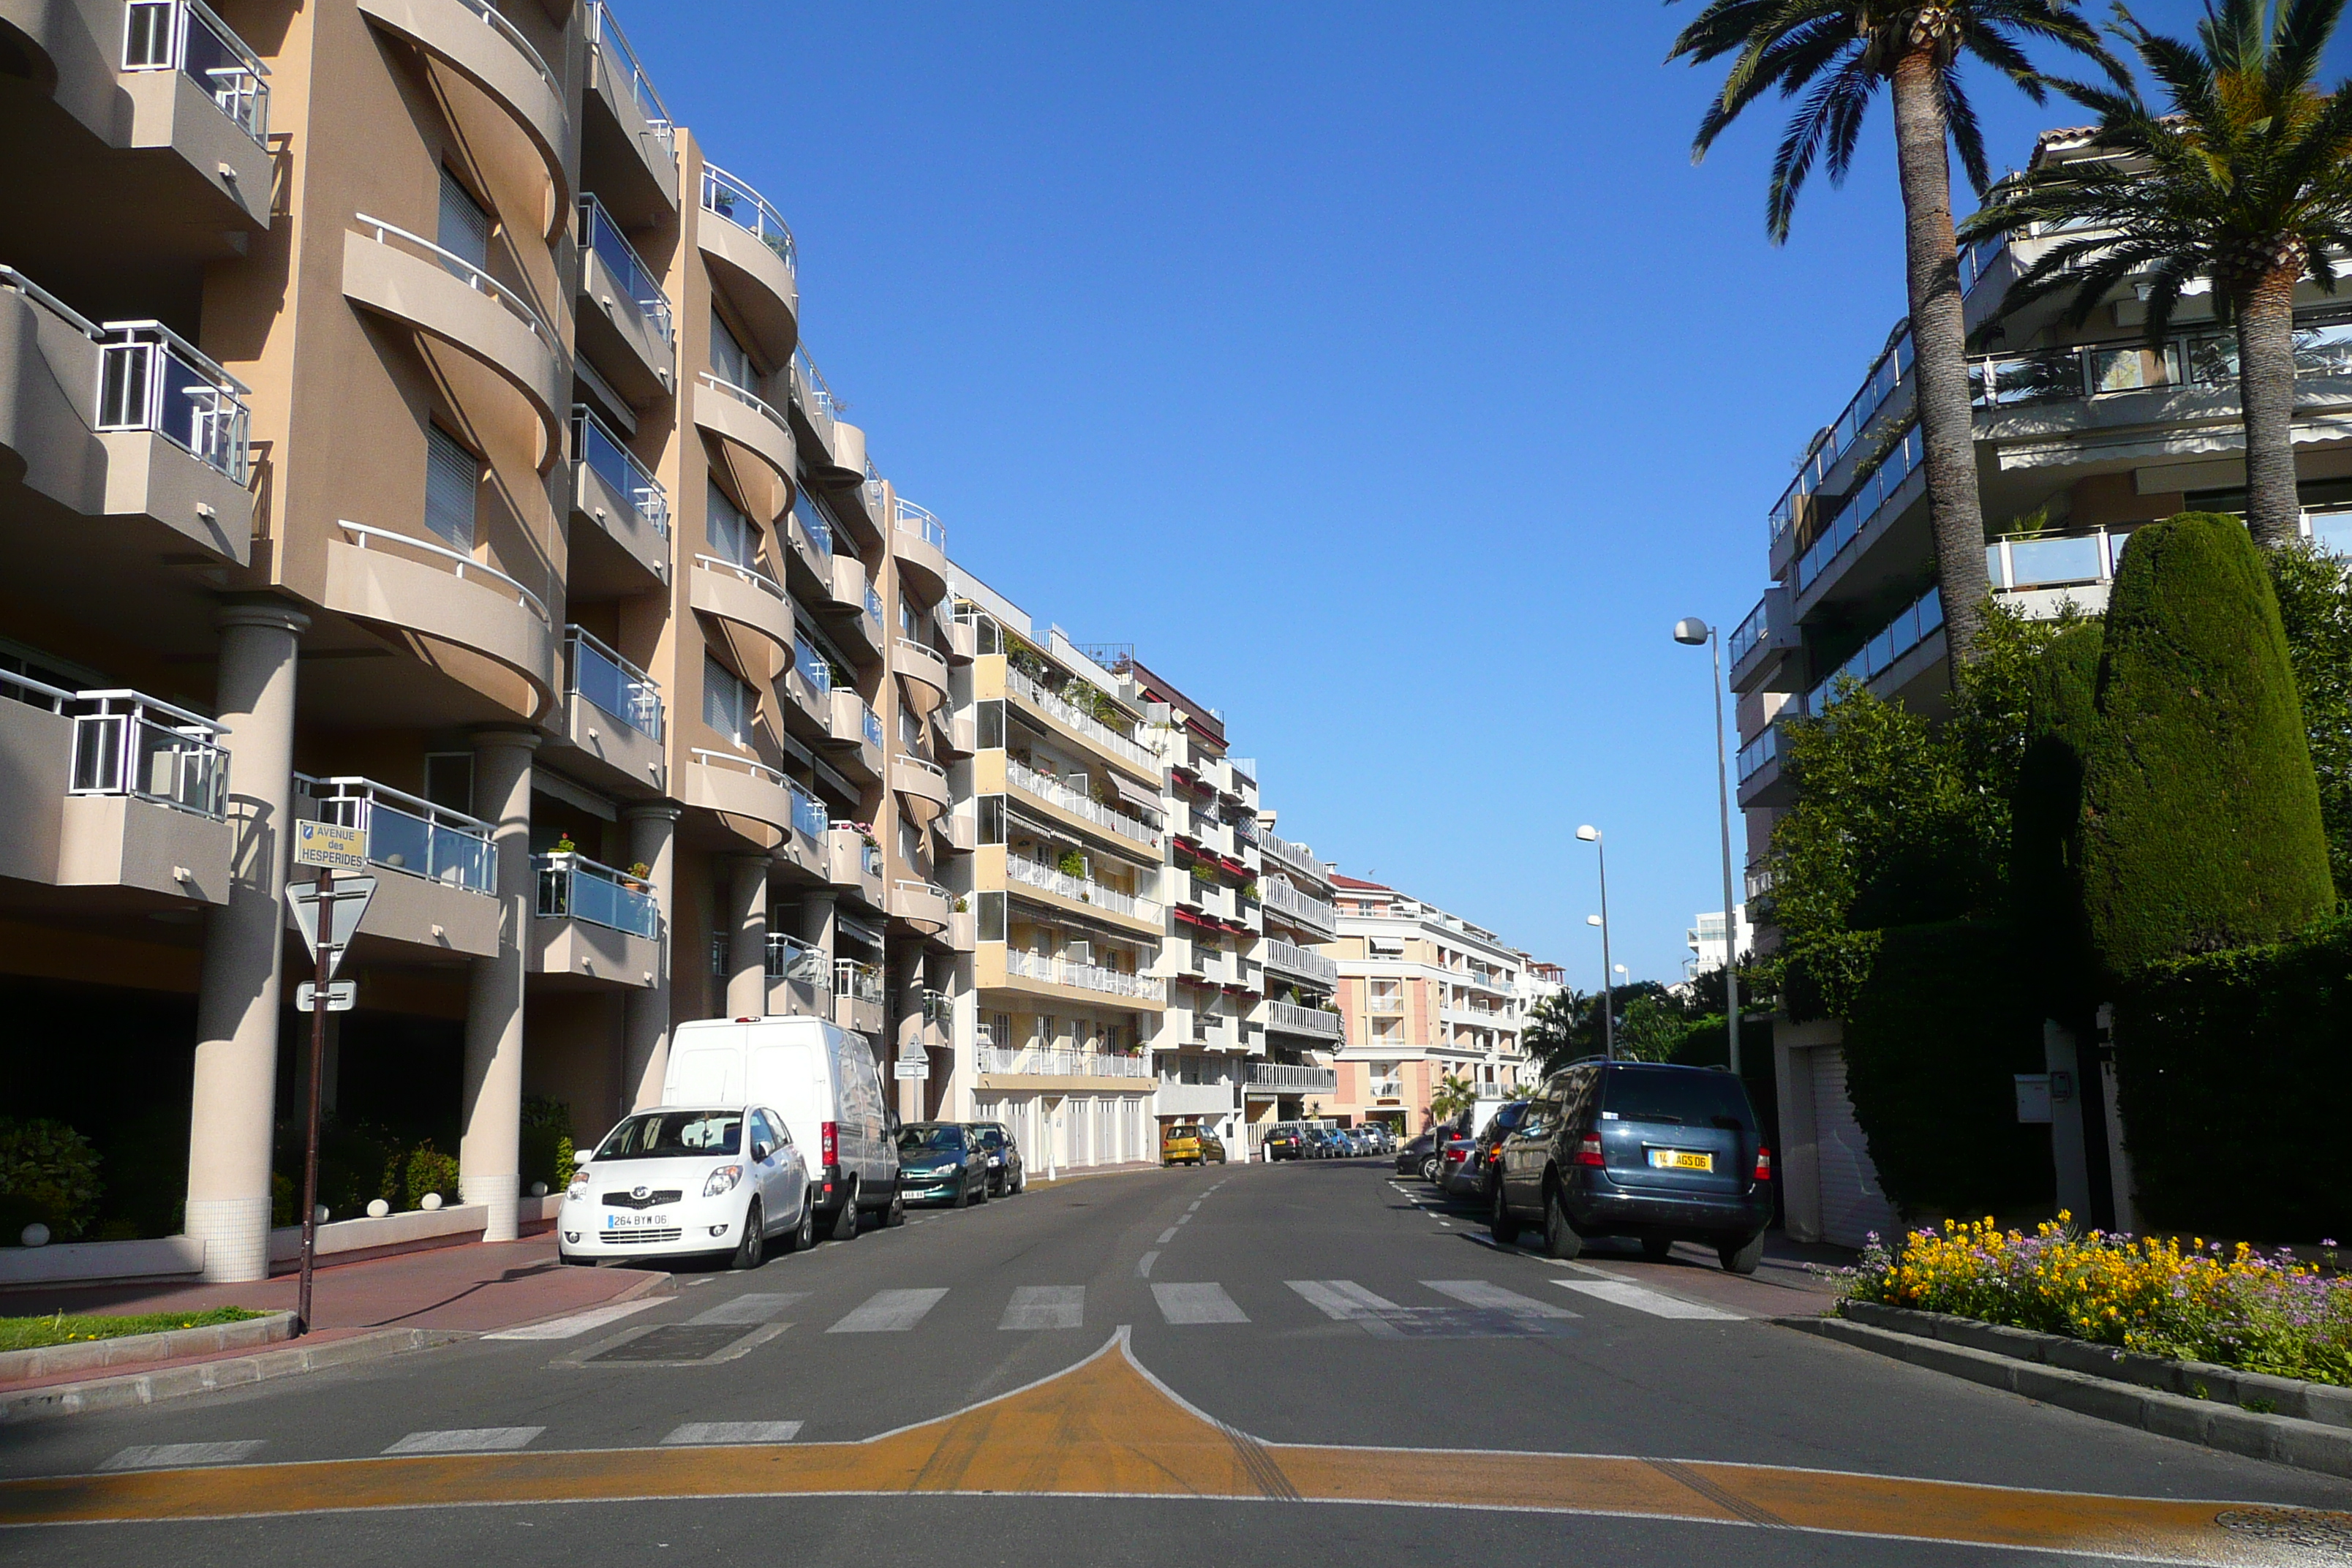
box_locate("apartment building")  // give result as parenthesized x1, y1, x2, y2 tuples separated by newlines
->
(0, 0, 965, 1281)
(1327, 875, 1532, 1131)
(1727, 122, 2352, 1247)
(1683, 905, 1751, 980)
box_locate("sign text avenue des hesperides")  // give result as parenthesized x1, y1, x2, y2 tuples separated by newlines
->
(293, 818, 369, 872)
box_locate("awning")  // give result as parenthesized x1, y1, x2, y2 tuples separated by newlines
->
(836, 913, 886, 951)
(1107, 771, 1164, 816)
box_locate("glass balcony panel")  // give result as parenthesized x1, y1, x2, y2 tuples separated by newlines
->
(2294, 321, 2352, 378)
(570, 631, 661, 738)
(573, 408, 668, 536)
(2090, 344, 2176, 394)
(536, 853, 658, 938)
(578, 197, 672, 341)
(2007, 533, 2106, 589)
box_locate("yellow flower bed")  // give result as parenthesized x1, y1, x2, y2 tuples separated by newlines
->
(1844, 1216, 2352, 1388)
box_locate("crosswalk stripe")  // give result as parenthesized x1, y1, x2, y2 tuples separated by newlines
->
(1286, 1280, 1401, 1319)
(1152, 1282, 1248, 1324)
(99, 1441, 265, 1471)
(1552, 1278, 1746, 1321)
(662, 1421, 802, 1445)
(1422, 1280, 1580, 1319)
(1000, 1286, 1085, 1330)
(481, 1299, 662, 1341)
(689, 1292, 809, 1326)
(826, 1288, 949, 1333)
(383, 1428, 543, 1455)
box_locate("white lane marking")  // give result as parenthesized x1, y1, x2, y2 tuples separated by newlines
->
(1422, 1280, 1580, 1319)
(100, 1441, 265, 1471)
(1286, 1280, 1403, 1319)
(1157, 1227, 1177, 1243)
(826, 1288, 949, 1333)
(482, 1299, 662, 1341)
(384, 1427, 543, 1454)
(1176, 1213, 1192, 1225)
(1000, 1286, 1085, 1330)
(1553, 1278, 1746, 1321)
(689, 1292, 809, 1326)
(662, 1421, 802, 1445)
(1152, 1282, 1248, 1324)
(1137, 1251, 1159, 1278)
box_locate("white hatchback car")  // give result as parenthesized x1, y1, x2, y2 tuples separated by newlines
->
(559, 1105, 815, 1268)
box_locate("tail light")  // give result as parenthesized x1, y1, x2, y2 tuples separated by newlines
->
(821, 1120, 839, 1167)
(1754, 1146, 1773, 1182)
(1572, 1132, 1605, 1168)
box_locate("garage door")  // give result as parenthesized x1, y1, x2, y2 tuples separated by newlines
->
(1810, 1047, 1899, 1250)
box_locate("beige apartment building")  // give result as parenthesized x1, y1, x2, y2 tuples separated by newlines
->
(0, 0, 965, 1281)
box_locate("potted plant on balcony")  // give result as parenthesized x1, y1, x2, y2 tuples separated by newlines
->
(622, 861, 651, 893)
(552, 832, 577, 855)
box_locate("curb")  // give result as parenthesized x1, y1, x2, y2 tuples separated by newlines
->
(0, 1310, 297, 1384)
(1782, 1315, 2352, 1480)
(0, 1327, 463, 1425)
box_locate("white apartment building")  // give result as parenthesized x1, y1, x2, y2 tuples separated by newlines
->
(1684, 905, 1752, 979)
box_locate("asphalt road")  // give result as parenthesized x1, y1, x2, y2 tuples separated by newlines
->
(4, 1158, 2351, 1566)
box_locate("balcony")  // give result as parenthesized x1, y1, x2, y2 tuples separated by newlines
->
(1000, 947, 1168, 1006)
(294, 775, 500, 957)
(1245, 1062, 1338, 1093)
(581, 1, 677, 223)
(1259, 831, 1327, 884)
(892, 497, 949, 600)
(1003, 854, 1164, 935)
(327, 521, 556, 708)
(892, 751, 950, 827)
(532, 852, 658, 987)
(895, 635, 949, 717)
(1260, 938, 1337, 987)
(1004, 756, 1162, 856)
(783, 497, 832, 593)
(559, 628, 663, 793)
(1803, 586, 1945, 717)
(1003, 667, 1159, 780)
(1769, 333, 1915, 567)
(834, 956, 883, 1036)
(789, 347, 862, 483)
(574, 195, 673, 405)
(942, 807, 976, 852)
(823, 688, 883, 780)
(357, 0, 568, 225)
(690, 372, 796, 495)
(821, 549, 872, 627)
(689, 553, 794, 660)
(342, 217, 563, 451)
(698, 163, 798, 363)
(569, 407, 669, 588)
(784, 634, 832, 728)
(975, 1047, 1154, 1085)
(1261, 877, 1338, 940)
(1735, 721, 1790, 808)
(765, 932, 832, 1018)
(682, 750, 826, 871)
(826, 824, 883, 905)
(1790, 423, 1924, 602)
(0, 675, 232, 902)
(890, 878, 951, 936)
(0, 271, 255, 562)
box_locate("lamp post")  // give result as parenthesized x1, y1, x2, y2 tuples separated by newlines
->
(1577, 825, 1613, 1060)
(1674, 617, 1743, 1079)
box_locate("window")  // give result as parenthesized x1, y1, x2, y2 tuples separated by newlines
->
(1373, 1018, 1401, 1044)
(976, 698, 1004, 750)
(709, 310, 753, 389)
(977, 795, 1005, 845)
(977, 891, 1006, 942)
(706, 480, 753, 568)
(438, 169, 491, 272)
(704, 655, 751, 744)
(1037, 1014, 1058, 1050)
(987, 1011, 1010, 1051)
(1371, 980, 1401, 1011)
(423, 425, 480, 551)
(423, 753, 473, 815)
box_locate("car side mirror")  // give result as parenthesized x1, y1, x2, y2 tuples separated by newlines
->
(752, 1142, 772, 1161)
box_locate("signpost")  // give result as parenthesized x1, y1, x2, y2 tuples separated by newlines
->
(287, 826, 373, 1336)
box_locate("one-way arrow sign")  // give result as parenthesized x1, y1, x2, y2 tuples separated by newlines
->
(287, 875, 376, 981)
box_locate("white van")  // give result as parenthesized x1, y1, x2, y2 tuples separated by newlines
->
(666, 1016, 901, 1237)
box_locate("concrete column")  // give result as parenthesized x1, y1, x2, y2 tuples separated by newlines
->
(796, 890, 837, 965)
(186, 600, 309, 1281)
(459, 728, 538, 1242)
(723, 853, 769, 1017)
(620, 804, 680, 1115)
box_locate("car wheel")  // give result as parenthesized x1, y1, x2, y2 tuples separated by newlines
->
(1719, 1232, 1765, 1275)
(731, 1199, 765, 1270)
(884, 1186, 906, 1228)
(1642, 1235, 1675, 1262)
(1542, 1180, 1584, 1261)
(972, 1170, 989, 1205)
(1488, 1183, 1519, 1245)
(783, 1194, 815, 1254)
(829, 1180, 860, 1241)
(1420, 1156, 1440, 1183)
(951, 1175, 971, 1209)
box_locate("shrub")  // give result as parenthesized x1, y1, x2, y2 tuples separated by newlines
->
(402, 1142, 460, 1210)
(0, 1119, 103, 1241)
(2267, 540, 2352, 894)
(2009, 619, 2106, 1027)
(520, 1098, 574, 1194)
(2081, 513, 2334, 975)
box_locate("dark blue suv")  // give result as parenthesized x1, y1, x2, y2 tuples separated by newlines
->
(1490, 1060, 1773, 1273)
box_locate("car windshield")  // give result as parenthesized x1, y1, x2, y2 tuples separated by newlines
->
(1483, 1102, 1529, 1139)
(1602, 1066, 1754, 1130)
(898, 1126, 963, 1153)
(975, 1127, 1003, 1149)
(593, 1111, 742, 1159)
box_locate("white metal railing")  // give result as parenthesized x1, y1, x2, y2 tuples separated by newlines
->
(1745, 862, 1776, 902)
(1262, 876, 1338, 935)
(584, 0, 674, 164)
(894, 497, 946, 553)
(339, 521, 549, 622)
(690, 747, 826, 840)
(1259, 831, 1327, 881)
(897, 634, 946, 672)
(0, 672, 230, 819)
(535, 851, 658, 938)
(1267, 1000, 1344, 1040)
(791, 495, 834, 561)
(977, 1046, 1154, 1079)
(448, 0, 559, 97)
(1005, 947, 1167, 1001)
(864, 584, 883, 627)
(791, 346, 839, 454)
(577, 193, 672, 342)
(834, 957, 883, 1004)
(1005, 757, 1161, 850)
(122, 0, 268, 142)
(296, 774, 494, 893)
(565, 626, 660, 739)
(894, 876, 951, 908)
(696, 369, 792, 437)
(1246, 1061, 1338, 1091)
(694, 551, 786, 603)
(766, 932, 830, 987)
(351, 215, 553, 347)
(793, 634, 832, 701)
(895, 750, 946, 783)
(571, 405, 669, 540)
(701, 163, 797, 275)
(1006, 668, 1156, 770)
(1261, 938, 1338, 985)
(95, 321, 250, 480)
(1006, 856, 1161, 921)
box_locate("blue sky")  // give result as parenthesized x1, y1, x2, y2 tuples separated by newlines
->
(625, 1, 2257, 988)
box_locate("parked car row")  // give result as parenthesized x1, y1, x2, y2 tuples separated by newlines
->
(1262, 1121, 1396, 1161)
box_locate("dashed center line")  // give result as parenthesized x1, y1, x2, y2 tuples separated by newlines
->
(383, 1428, 543, 1455)
(1157, 1227, 1178, 1243)
(101, 1442, 265, 1471)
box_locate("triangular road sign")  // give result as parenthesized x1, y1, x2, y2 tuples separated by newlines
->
(287, 875, 377, 981)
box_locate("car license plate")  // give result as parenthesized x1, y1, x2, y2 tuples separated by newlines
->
(987, 1156, 1001, 1166)
(1647, 1148, 1713, 1172)
(604, 1212, 671, 1229)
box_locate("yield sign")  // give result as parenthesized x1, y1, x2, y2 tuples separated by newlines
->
(287, 875, 377, 981)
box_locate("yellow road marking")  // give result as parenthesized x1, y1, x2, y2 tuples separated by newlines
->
(1, 1330, 2342, 1564)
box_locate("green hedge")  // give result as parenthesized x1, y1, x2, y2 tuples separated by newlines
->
(2010, 619, 2105, 1028)
(0, 1119, 103, 1241)
(2112, 916, 2352, 1243)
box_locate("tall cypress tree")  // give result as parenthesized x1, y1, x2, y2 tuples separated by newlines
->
(2081, 513, 2333, 975)
(2011, 619, 2105, 1025)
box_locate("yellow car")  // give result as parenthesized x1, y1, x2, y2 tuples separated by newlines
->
(1160, 1123, 1227, 1166)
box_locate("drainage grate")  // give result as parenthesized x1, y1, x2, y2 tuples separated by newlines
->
(2215, 1507, 2352, 1551)
(585, 1325, 760, 1363)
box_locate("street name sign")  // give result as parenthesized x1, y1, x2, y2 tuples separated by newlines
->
(293, 819, 369, 871)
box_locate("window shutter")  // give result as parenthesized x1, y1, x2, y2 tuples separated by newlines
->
(706, 480, 752, 568)
(423, 425, 478, 550)
(438, 169, 491, 271)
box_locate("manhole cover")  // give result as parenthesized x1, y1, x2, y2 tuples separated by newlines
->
(2215, 1506, 2352, 1552)
(586, 1325, 756, 1364)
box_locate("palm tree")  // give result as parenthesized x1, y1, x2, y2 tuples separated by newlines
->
(1427, 1074, 1477, 1126)
(1668, 1, 2121, 665)
(1959, 0, 2352, 551)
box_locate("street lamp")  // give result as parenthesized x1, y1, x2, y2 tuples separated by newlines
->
(1576, 825, 1613, 1060)
(1674, 617, 1743, 1079)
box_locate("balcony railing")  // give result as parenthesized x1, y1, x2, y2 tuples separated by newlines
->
(1728, 596, 1770, 668)
(864, 584, 883, 627)
(1745, 862, 1776, 902)
(1793, 423, 1924, 594)
(690, 747, 826, 841)
(296, 774, 495, 894)
(571, 405, 669, 540)
(1262, 876, 1338, 935)
(790, 346, 838, 453)
(340, 521, 550, 624)
(1006, 856, 1161, 921)
(577, 194, 672, 342)
(448, 0, 559, 98)
(794, 635, 832, 699)
(96, 321, 250, 480)
(791, 495, 834, 560)
(1, 674, 230, 818)
(584, 0, 675, 164)
(1267, 1000, 1344, 1041)
(1005, 668, 1156, 770)
(1261, 938, 1338, 985)
(122, 0, 268, 143)
(766, 932, 831, 987)
(535, 851, 658, 938)
(976, 1047, 1153, 1080)
(696, 369, 792, 438)
(834, 957, 883, 1004)
(351, 215, 554, 349)
(1005, 948, 1167, 1002)
(701, 163, 797, 275)
(1259, 831, 1327, 881)
(1005, 757, 1161, 850)
(1970, 317, 2352, 412)
(1245, 1061, 1338, 1091)
(565, 626, 661, 739)
(1806, 586, 1944, 716)
(1736, 724, 1779, 785)
(894, 497, 946, 553)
